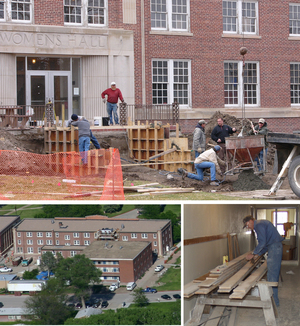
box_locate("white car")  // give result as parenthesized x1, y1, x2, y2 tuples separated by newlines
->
(154, 265, 164, 272)
(0, 267, 12, 273)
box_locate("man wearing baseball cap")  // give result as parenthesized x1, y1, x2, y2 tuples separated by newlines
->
(243, 215, 283, 306)
(178, 145, 225, 186)
(248, 118, 268, 172)
(101, 82, 125, 125)
(192, 119, 206, 158)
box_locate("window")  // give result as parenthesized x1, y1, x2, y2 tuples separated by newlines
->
(131, 233, 137, 239)
(272, 211, 292, 236)
(74, 240, 80, 245)
(38, 247, 41, 253)
(55, 233, 59, 238)
(151, 0, 189, 31)
(70, 251, 76, 257)
(27, 239, 33, 245)
(46, 232, 52, 237)
(84, 240, 90, 245)
(37, 232, 43, 237)
(26, 232, 32, 237)
(153, 233, 157, 239)
(152, 59, 191, 105)
(73, 232, 79, 238)
(84, 233, 90, 238)
(17, 239, 21, 245)
(224, 61, 259, 106)
(142, 233, 148, 239)
(56, 240, 60, 245)
(290, 63, 300, 104)
(289, 4, 300, 35)
(122, 236, 128, 241)
(46, 240, 53, 245)
(154, 241, 157, 246)
(64, 0, 106, 26)
(27, 247, 33, 253)
(17, 247, 23, 253)
(37, 240, 43, 245)
(65, 235, 70, 240)
(223, 1, 258, 35)
(17, 232, 21, 237)
(0, 0, 33, 22)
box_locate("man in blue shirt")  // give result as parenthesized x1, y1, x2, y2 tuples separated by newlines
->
(243, 216, 284, 306)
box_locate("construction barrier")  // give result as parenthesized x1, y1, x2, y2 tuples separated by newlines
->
(0, 149, 124, 200)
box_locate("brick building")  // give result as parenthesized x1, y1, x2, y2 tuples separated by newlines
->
(0, 215, 20, 256)
(13, 215, 173, 260)
(2, 1, 299, 133)
(81, 240, 153, 284)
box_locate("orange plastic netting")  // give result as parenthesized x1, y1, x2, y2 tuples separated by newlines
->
(0, 149, 124, 200)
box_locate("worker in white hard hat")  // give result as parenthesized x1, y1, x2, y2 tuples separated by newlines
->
(248, 118, 268, 172)
(192, 119, 206, 158)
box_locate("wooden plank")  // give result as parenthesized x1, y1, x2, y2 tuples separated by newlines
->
(205, 306, 225, 326)
(218, 256, 262, 293)
(227, 307, 237, 326)
(228, 232, 233, 261)
(184, 233, 228, 247)
(229, 261, 267, 299)
(258, 282, 277, 326)
(184, 281, 201, 298)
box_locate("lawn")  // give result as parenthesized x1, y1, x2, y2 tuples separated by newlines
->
(0, 205, 44, 218)
(105, 205, 136, 217)
(155, 266, 181, 291)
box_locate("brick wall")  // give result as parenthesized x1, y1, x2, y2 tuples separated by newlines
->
(34, 0, 64, 25)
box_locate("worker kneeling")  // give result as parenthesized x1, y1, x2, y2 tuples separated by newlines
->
(178, 145, 225, 186)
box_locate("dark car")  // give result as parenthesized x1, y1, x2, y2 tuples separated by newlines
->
(101, 300, 109, 308)
(75, 302, 82, 309)
(161, 294, 172, 300)
(143, 287, 157, 293)
(0, 302, 3, 308)
(173, 294, 181, 299)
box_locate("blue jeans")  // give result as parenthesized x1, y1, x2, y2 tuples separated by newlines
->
(107, 102, 119, 125)
(79, 136, 90, 163)
(187, 162, 216, 181)
(267, 241, 283, 306)
(90, 131, 100, 149)
(255, 148, 268, 171)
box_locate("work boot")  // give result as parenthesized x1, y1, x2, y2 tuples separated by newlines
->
(177, 168, 188, 180)
(210, 181, 219, 186)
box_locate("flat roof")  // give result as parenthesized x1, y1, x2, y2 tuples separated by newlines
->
(82, 240, 151, 260)
(0, 216, 20, 231)
(15, 216, 170, 233)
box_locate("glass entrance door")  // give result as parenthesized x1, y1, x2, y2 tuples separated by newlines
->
(27, 71, 72, 121)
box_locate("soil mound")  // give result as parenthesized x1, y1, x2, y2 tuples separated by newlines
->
(232, 169, 270, 191)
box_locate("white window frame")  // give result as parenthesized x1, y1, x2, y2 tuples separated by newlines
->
(27, 247, 33, 253)
(26, 232, 32, 237)
(37, 232, 43, 237)
(153, 233, 157, 239)
(37, 240, 43, 245)
(0, 0, 33, 23)
(74, 240, 80, 245)
(64, 0, 107, 27)
(152, 59, 191, 107)
(27, 239, 33, 245)
(141, 233, 148, 239)
(154, 241, 157, 246)
(84, 240, 90, 245)
(56, 240, 60, 245)
(46, 240, 53, 245)
(122, 235, 128, 241)
(46, 232, 52, 238)
(17, 232, 21, 237)
(290, 62, 300, 105)
(73, 232, 79, 238)
(222, 0, 259, 35)
(65, 235, 70, 240)
(55, 232, 59, 238)
(151, 0, 190, 32)
(70, 251, 76, 257)
(84, 232, 90, 238)
(131, 233, 137, 239)
(17, 239, 21, 245)
(289, 4, 300, 36)
(224, 60, 260, 107)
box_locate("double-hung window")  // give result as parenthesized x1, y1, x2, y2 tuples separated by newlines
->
(289, 4, 300, 35)
(224, 61, 260, 106)
(64, 0, 106, 26)
(151, 0, 189, 32)
(223, 1, 258, 35)
(0, 0, 33, 22)
(152, 59, 191, 105)
(290, 63, 300, 104)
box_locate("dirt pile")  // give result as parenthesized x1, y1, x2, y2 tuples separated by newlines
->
(232, 169, 270, 191)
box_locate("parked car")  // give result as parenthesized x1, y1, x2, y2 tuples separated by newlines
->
(101, 300, 109, 308)
(109, 282, 120, 291)
(173, 294, 181, 299)
(75, 302, 82, 309)
(126, 282, 137, 291)
(0, 267, 12, 273)
(0, 302, 3, 308)
(143, 287, 157, 293)
(161, 294, 172, 300)
(154, 265, 164, 272)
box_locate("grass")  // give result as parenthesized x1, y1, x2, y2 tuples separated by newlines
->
(105, 205, 136, 217)
(164, 204, 181, 215)
(154, 266, 181, 291)
(0, 205, 44, 218)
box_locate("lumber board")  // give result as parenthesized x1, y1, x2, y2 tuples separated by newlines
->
(210, 252, 249, 274)
(137, 187, 193, 193)
(193, 272, 211, 283)
(184, 281, 201, 298)
(218, 256, 262, 293)
(205, 306, 225, 326)
(195, 283, 219, 295)
(229, 261, 267, 299)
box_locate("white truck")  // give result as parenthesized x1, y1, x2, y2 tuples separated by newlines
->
(109, 281, 120, 291)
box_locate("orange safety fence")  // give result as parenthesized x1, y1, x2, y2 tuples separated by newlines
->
(0, 149, 124, 200)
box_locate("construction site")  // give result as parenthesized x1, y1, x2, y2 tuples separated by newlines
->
(0, 107, 298, 200)
(184, 204, 300, 326)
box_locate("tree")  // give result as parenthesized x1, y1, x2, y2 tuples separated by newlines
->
(132, 287, 149, 307)
(34, 205, 104, 218)
(23, 268, 39, 280)
(24, 278, 72, 325)
(54, 254, 102, 308)
(40, 252, 59, 278)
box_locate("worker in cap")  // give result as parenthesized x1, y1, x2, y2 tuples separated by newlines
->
(248, 118, 268, 172)
(101, 82, 125, 126)
(192, 119, 207, 158)
(178, 145, 225, 186)
(242, 215, 283, 307)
